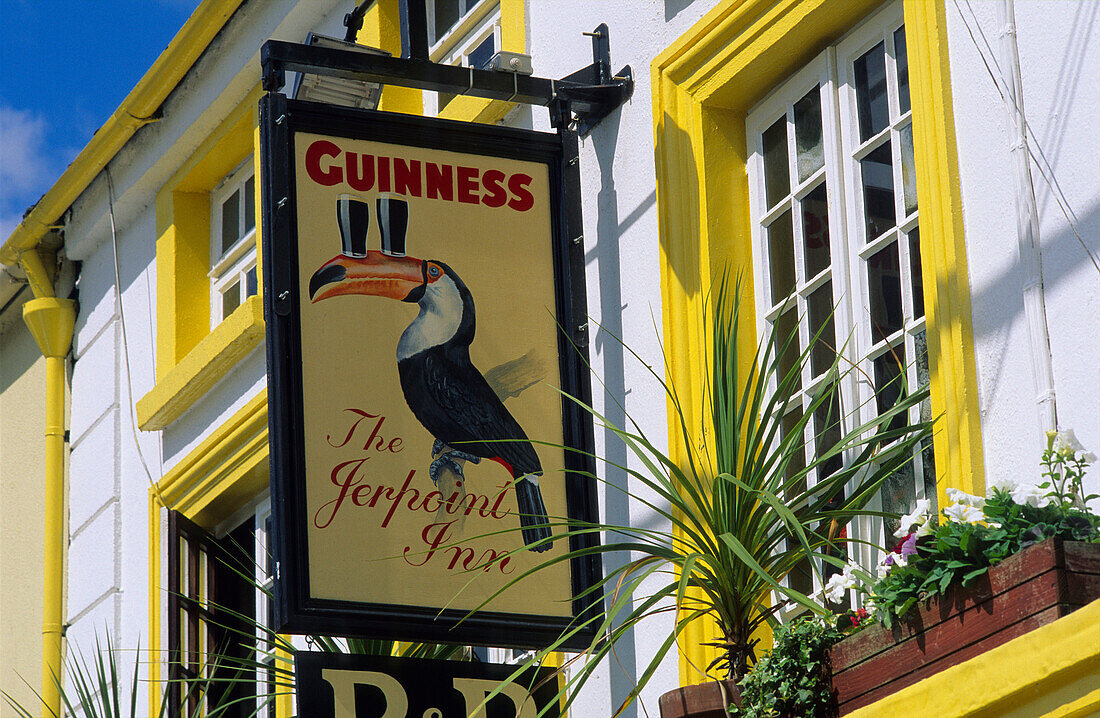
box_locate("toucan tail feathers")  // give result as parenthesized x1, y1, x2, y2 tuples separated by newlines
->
(515, 474, 552, 553)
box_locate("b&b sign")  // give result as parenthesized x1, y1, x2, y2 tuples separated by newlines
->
(296, 653, 560, 718)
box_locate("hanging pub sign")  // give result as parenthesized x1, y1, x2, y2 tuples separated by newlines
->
(296, 652, 560, 718)
(259, 92, 600, 649)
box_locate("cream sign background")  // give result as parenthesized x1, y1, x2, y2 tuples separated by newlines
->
(294, 132, 573, 617)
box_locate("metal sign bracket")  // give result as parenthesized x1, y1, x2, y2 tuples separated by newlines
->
(261, 24, 632, 136)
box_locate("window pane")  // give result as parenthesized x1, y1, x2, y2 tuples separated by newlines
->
(763, 117, 790, 209)
(814, 387, 843, 479)
(868, 241, 903, 342)
(767, 210, 796, 304)
(433, 0, 460, 39)
(467, 34, 495, 69)
(221, 189, 240, 255)
(861, 141, 896, 240)
(895, 26, 910, 115)
(782, 407, 806, 482)
(909, 228, 924, 318)
(244, 176, 255, 233)
(807, 281, 836, 377)
(855, 41, 889, 141)
(775, 307, 802, 394)
(222, 280, 241, 320)
(794, 86, 824, 182)
(874, 347, 907, 433)
(899, 123, 917, 215)
(246, 266, 258, 298)
(881, 457, 916, 540)
(801, 183, 830, 278)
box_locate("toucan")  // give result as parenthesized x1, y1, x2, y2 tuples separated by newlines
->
(308, 250, 553, 552)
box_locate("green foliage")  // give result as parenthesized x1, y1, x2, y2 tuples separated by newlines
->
(2, 633, 264, 718)
(475, 273, 935, 716)
(736, 617, 842, 718)
(868, 491, 1099, 630)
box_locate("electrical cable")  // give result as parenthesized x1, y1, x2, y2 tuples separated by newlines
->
(104, 167, 164, 492)
(954, 0, 1099, 274)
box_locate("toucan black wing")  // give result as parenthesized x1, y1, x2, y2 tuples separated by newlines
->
(398, 345, 543, 477)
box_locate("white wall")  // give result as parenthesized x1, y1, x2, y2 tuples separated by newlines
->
(526, 1, 721, 714)
(59, 0, 353, 708)
(947, 0, 1100, 499)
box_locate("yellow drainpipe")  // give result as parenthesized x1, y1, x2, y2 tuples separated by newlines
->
(19, 249, 75, 718)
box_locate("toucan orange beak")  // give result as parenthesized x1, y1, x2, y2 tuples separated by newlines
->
(308, 251, 424, 303)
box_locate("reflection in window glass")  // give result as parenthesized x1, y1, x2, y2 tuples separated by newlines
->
(776, 307, 802, 394)
(246, 266, 258, 298)
(222, 280, 241, 320)
(855, 41, 889, 141)
(802, 183, 830, 278)
(763, 117, 790, 209)
(909, 228, 924, 319)
(861, 141, 896, 240)
(807, 281, 836, 377)
(244, 176, 255, 233)
(794, 86, 824, 182)
(814, 387, 843, 479)
(873, 348, 907, 433)
(868, 241, 903, 343)
(221, 189, 240, 255)
(895, 26, 910, 115)
(768, 210, 796, 305)
(434, 0, 460, 38)
(467, 33, 495, 69)
(899, 124, 917, 216)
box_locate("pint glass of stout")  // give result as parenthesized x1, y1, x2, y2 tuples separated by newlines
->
(376, 193, 408, 257)
(336, 194, 370, 257)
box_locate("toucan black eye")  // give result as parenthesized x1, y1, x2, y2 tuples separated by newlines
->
(427, 265, 441, 278)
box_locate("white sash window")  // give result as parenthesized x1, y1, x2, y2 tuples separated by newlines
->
(746, 3, 935, 600)
(209, 159, 258, 326)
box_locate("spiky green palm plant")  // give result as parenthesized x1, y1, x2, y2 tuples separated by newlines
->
(474, 274, 934, 715)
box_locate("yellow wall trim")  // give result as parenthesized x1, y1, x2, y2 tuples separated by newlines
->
(137, 295, 264, 431)
(651, 0, 985, 682)
(849, 598, 1100, 717)
(147, 390, 269, 714)
(903, 0, 985, 503)
(154, 389, 269, 527)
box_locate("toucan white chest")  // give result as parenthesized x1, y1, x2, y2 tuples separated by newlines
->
(397, 277, 465, 360)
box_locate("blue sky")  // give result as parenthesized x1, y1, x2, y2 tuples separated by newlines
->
(1, 0, 201, 239)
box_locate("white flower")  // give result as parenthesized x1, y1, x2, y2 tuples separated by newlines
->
(915, 520, 936, 538)
(986, 475, 1017, 497)
(894, 499, 932, 538)
(1054, 428, 1085, 456)
(824, 563, 858, 604)
(1082, 452, 1097, 464)
(946, 488, 985, 508)
(891, 550, 909, 568)
(944, 502, 985, 524)
(1011, 483, 1050, 508)
(876, 561, 892, 581)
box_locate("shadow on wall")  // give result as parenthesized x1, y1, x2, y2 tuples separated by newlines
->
(586, 102, 640, 718)
(957, 199, 1100, 423)
(665, 0, 701, 22)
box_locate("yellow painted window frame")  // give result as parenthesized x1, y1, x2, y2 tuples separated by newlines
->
(137, 84, 265, 431)
(434, 0, 526, 124)
(145, 391, 289, 715)
(651, 0, 985, 683)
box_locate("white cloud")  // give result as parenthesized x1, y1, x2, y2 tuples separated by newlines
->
(0, 104, 81, 240)
(0, 105, 52, 198)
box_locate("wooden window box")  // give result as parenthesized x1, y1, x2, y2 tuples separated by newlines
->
(829, 538, 1100, 714)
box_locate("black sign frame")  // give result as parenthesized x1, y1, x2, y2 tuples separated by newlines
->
(260, 91, 601, 650)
